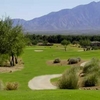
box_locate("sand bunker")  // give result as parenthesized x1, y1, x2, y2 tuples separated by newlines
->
(34, 50, 43, 52)
(78, 50, 83, 52)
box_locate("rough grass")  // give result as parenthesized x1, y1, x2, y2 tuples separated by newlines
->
(0, 45, 100, 99)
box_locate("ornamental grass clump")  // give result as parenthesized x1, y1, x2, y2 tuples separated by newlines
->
(82, 58, 100, 74)
(81, 58, 100, 87)
(58, 66, 79, 89)
(6, 82, 19, 90)
(58, 58, 100, 89)
(83, 74, 98, 87)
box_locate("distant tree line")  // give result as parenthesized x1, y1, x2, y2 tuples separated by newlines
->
(25, 34, 100, 45)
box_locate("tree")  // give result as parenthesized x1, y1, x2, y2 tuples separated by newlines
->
(8, 25, 26, 66)
(61, 39, 70, 51)
(79, 39, 91, 51)
(0, 17, 26, 66)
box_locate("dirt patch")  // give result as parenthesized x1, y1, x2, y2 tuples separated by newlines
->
(79, 86, 100, 90)
(47, 60, 84, 66)
(0, 59, 24, 73)
(47, 60, 68, 66)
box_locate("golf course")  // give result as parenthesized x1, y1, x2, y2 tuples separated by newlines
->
(0, 44, 100, 100)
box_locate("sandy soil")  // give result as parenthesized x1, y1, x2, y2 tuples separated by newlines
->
(0, 59, 24, 73)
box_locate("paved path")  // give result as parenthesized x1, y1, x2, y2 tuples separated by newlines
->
(28, 62, 88, 90)
(28, 74, 62, 90)
(80, 61, 88, 67)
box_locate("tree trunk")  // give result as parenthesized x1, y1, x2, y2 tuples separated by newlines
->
(15, 56, 18, 64)
(65, 46, 66, 51)
(10, 54, 15, 66)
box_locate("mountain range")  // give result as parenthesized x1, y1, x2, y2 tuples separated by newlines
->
(13, 1, 100, 34)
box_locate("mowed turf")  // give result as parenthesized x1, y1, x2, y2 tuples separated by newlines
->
(0, 44, 100, 100)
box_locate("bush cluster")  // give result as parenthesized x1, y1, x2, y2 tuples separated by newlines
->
(68, 57, 81, 64)
(81, 58, 100, 87)
(0, 54, 9, 67)
(58, 58, 100, 89)
(83, 74, 98, 87)
(58, 67, 79, 89)
(53, 58, 60, 63)
(6, 82, 19, 90)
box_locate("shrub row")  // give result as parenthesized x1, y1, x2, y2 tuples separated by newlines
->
(53, 57, 81, 64)
(58, 58, 100, 89)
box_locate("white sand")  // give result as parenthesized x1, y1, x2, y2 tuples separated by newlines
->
(78, 50, 84, 52)
(34, 50, 43, 52)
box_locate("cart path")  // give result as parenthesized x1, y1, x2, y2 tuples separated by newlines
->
(28, 74, 61, 90)
(28, 62, 87, 90)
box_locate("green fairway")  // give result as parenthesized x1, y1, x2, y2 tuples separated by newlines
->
(0, 45, 100, 100)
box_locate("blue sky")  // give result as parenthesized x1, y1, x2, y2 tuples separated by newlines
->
(0, 0, 99, 20)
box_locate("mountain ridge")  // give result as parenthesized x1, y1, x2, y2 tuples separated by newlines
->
(13, 1, 100, 33)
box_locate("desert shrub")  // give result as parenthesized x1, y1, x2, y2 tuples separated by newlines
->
(58, 67, 79, 89)
(6, 82, 19, 90)
(53, 58, 60, 63)
(77, 57, 81, 62)
(80, 58, 100, 87)
(92, 46, 100, 50)
(68, 58, 80, 64)
(82, 74, 98, 87)
(0, 80, 4, 90)
(0, 54, 9, 66)
(82, 58, 100, 74)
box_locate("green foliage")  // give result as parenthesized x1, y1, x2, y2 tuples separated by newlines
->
(83, 74, 98, 87)
(61, 39, 70, 46)
(43, 40, 48, 46)
(59, 58, 100, 88)
(0, 54, 9, 66)
(92, 46, 100, 50)
(32, 40, 38, 45)
(81, 58, 100, 87)
(0, 17, 26, 66)
(72, 41, 79, 45)
(61, 39, 70, 51)
(53, 58, 61, 63)
(58, 67, 79, 89)
(79, 39, 91, 47)
(82, 58, 100, 74)
(77, 57, 81, 62)
(6, 82, 19, 90)
(25, 34, 100, 45)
